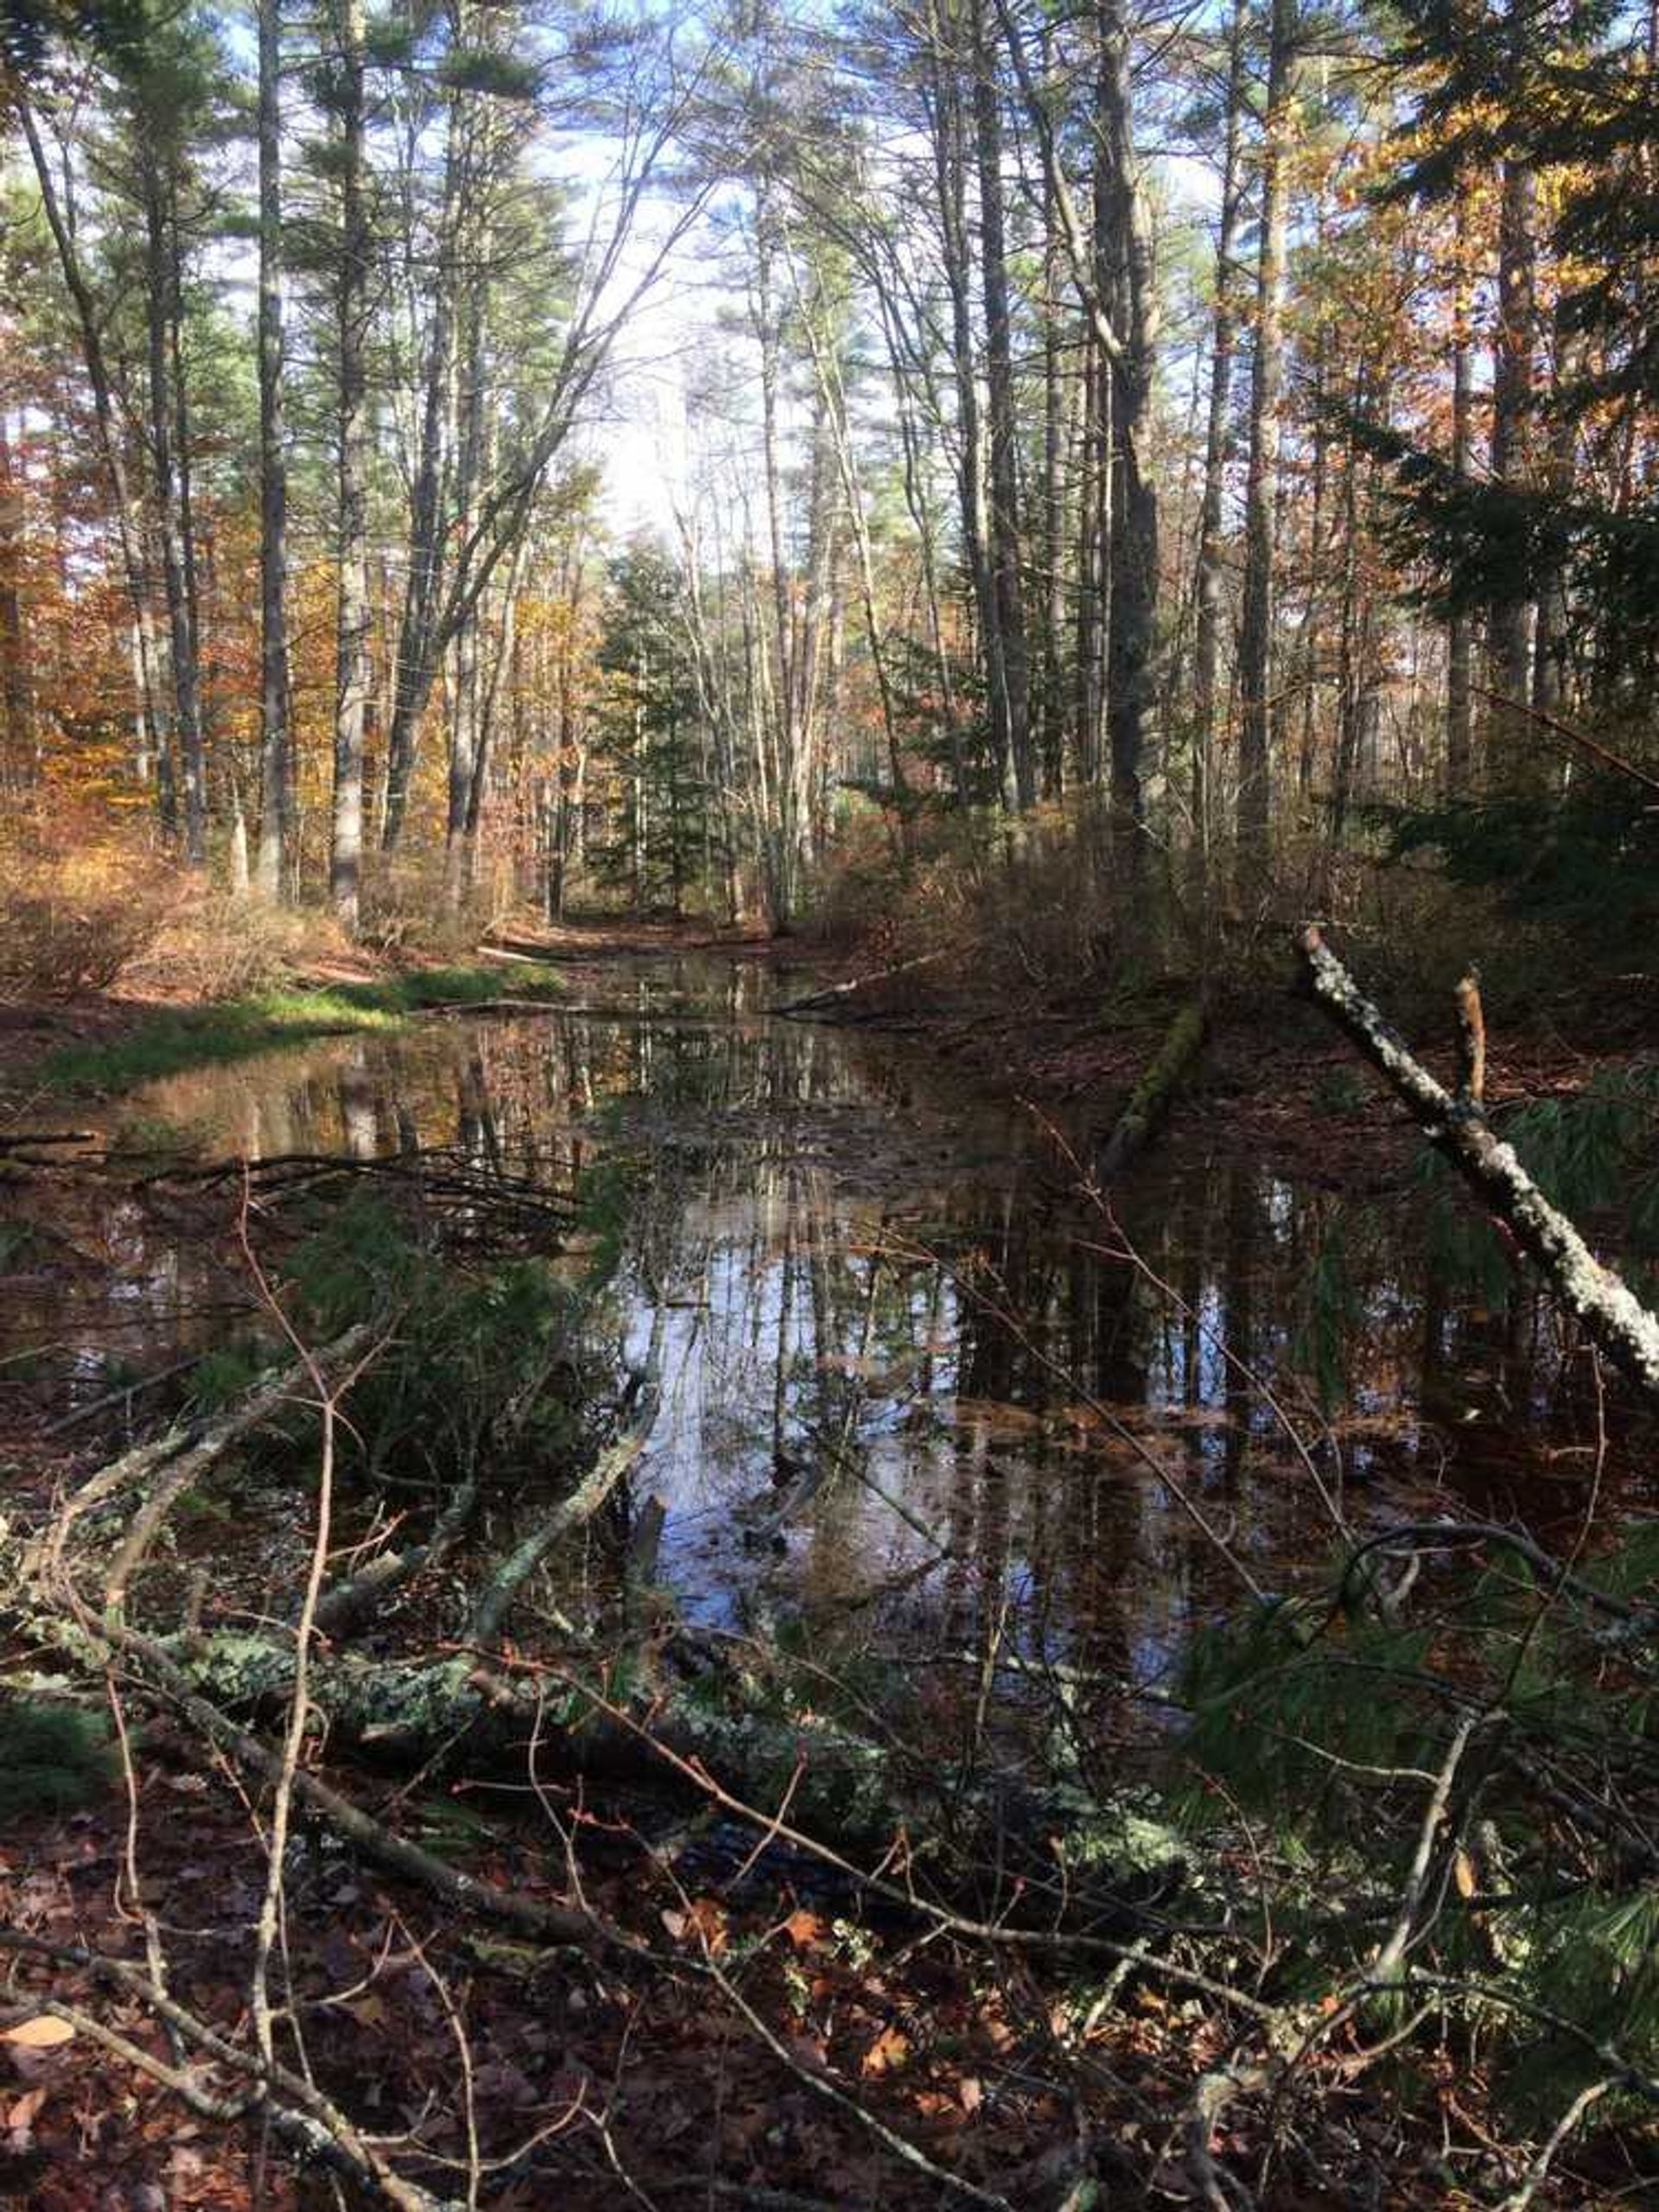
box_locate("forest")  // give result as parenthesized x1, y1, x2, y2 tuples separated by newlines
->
(3, 0, 1659, 2206)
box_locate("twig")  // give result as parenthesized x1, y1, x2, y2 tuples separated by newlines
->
(1497, 2076, 1613, 2211)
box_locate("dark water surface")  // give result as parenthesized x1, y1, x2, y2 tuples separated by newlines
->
(8, 957, 1630, 1701)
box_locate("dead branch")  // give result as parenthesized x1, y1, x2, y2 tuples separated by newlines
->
(1471, 683, 1659, 798)
(29, 1323, 374, 1588)
(772, 945, 950, 1020)
(313, 1476, 480, 1639)
(1298, 925, 1659, 1398)
(1454, 969, 1486, 1106)
(0, 1936, 464, 2211)
(467, 1391, 658, 1649)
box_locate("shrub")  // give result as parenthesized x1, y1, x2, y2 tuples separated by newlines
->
(127, 888, 331, 1002)
(0, 811, 173, 1003)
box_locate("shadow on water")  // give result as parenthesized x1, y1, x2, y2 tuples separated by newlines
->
(7, 954, 1646, 1707)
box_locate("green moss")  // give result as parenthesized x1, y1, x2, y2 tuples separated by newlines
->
(41, 963, 563, 1098)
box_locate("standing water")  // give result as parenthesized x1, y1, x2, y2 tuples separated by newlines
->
(4, 956, 1630, 1705)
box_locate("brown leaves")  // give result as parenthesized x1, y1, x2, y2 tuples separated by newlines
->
(779, 1906, 826, 1950)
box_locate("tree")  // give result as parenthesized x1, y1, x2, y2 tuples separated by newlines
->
(1236, 0, 1294, 866)
(328, 0, 370, 931)
(255, 0, 293, 900)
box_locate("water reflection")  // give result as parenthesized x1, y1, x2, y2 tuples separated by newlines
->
(3, 956, 1636, 1699)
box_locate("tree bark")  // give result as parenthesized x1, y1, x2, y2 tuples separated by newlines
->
(381, 91, 465, 853)
(1489, 143, 1536, 717)
(331, 0, 371, 932)
(1446, 182, 1475, 793)
(1236, 0, 1294, 868)
(255, 0, 293, 900)
(142, 160, 207, 864)
(11, 96, 174, 832)
(972, 0, 1033, 810)
(1192, 0, 1248, 874)
(1096, 0, 1159, 849)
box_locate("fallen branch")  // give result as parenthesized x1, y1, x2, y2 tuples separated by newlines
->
(60, 1614, 606, 1951)
(1298, 925, 1659, 1399)
(0, 1935, 464, 2212)
(29, 1324, 375, 1587)
(772, 946, 951, 1020)
(468, 1393, 658, 1648)
(313, 1477, 480, 1639)
(1472, 683, 1659, 799)
(43, 1353, 203, 1438)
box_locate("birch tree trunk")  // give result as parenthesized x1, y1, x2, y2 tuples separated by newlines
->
(1489, 144, 1536, 720)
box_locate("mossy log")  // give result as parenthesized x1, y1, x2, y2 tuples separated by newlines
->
(1097, 996, 1208, 1178)
(105, 1621, 1181, 1924)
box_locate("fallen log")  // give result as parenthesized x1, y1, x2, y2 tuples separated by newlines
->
(1097, 995, 1208, 1179)
(96, 1619, 1182, 1927)
(1297, 924, 1659, 1400)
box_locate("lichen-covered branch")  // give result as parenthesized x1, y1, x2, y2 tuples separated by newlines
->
(1298, 925, 1659, 1399)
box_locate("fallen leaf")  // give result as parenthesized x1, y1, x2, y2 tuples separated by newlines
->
(5, 2086, 48, 2133)
(860, 2024, 911, 2077)
(1, 2018, 73, 2050)
(780, 1908, 825, 1950)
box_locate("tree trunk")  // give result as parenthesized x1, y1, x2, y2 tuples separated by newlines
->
(143, 162, 207, 865)
(1192, 0, 1247, 876)
(1236, 0, 1294, 868)
(925, 4, 1001, 804)
(382, 94, 465, 854)
(972, 0, 1033, 810)
(0, 418, 33, 791)
(14, 99, 170, 836)
(1097, 0, 1159, 851)
(1445, 183, 1475, 793)
(331, 0, 371, 933)
(255, 0, 293, 900)
(1488, 147, 1536, 719)
(1300, 927, 1659, 1402)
